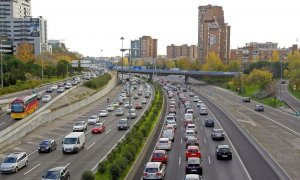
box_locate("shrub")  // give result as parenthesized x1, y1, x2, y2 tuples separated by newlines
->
(109, 163, 121, 180)
(83, 73, 112, 89)
(98, 161, 107, 174)
(81, 170, 95, 180)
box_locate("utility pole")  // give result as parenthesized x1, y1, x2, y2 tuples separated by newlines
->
(280, 57, 283, 100)
(120, 37, 124, 82)
(0, 40, 3, 88)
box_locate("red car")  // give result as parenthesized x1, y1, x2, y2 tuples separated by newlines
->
(135, 102, 143, 109)
(91, 123, 106, 134)
(151, 150, 168, 164)
(186, 145, 201, 160)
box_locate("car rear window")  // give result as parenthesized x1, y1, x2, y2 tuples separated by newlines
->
(153, 153, 165, 158)
(159, 140, 169, 143)
(188, 149, 199, 153)
(145, 167, 158, 173)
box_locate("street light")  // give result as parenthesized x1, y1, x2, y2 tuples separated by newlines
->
(0, 36, 7, 88)
(120, 37, 124, 82)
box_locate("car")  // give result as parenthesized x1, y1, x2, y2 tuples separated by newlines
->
(170, 98, 176, 105)
(141, 98, 147, 104)
(38, 139, 57, 153)
(281, 80, 286, 84)
(151, 150, 168, 164)
(91, 123, 106, 134)
(57, 87, 65, 93)
(166, 120, 177, 129)
(124, 102, 132, 108)
(169, 104, 176, 114)
(42, 166, 70, 180)
(165, 115, 176, 124)
(144, 93, 150, 98)
(186, 137, 199, 148)
(143, 162, 166, 180)
(87, 115, 100, 125)
(255, 104, 264, 112)
(242, 97, 251, 103)
(184, 101, 191, 107)
(211, 129, 225, 140)
(73, 121, 87, 132)
(42, 94, 52, 103)
(115, 108, 124, 116)
(99, 110, 109, 117)
(137, 91, 143, 96)
(216, 145, 232, 160)
(51, 85, 58, 90)
(164, 124, 176, 132)
(0, 152, 28, 173)
(186, 124, 197, 134)
(64, 83, 72, 89)
(156, 138, 172, 150)
(185, 157, 202, 175)
(106, 105, 115, 112)
(199, 107, 208, 115)
(185, 130, 196, 141)
(6, 103, 12, 114)
(184, 174, 201, 180)
(135, 102, 143, 109)
(117, 98, 123, 105)
(186, 108, 194, 115)
(162, 129, 175, 142)
(57, 83, 64, 88)
(186, 146, 201, 160)
(184, 113, 194, 126)
(112, 102, 120, 107)
(196, 101, 204, 107)
(193, 97, 200, 102)
(46, 87, 53, 93)
(117, 118, 129, 130)
(127, 108, 137, 119)
(133, 95, 139, 99)
(189, 92, 194, 97)
(182, 88, 187, 92)
(205, 118, 215, 127)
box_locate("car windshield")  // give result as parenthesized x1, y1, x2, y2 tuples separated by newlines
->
(214, 129, 224, 133)
(153, 153, 164, 158)
(185, 114, 193, 119)
(94, 124, 102, 128)
(40, 140, 51, 145)
(159, 140, 169, 143)
(90, 116, 97, 119)
(63, 138, 77, 144)
(43, 171, 60, 179)
(145, 167, 158, 173)
(3, 157, 17, 163)
(75, 122, 83, 126)
(219, 148, 230, 152)
(118, 120, 127, 124)
(11, 102, 24, 113)
(188, 149, 199, 153)
(166, 116, 174, 120)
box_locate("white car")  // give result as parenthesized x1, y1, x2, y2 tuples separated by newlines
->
(185, 130, 196, 141)
(87, 115, 100, 125)
(0, 152, 28, 173)
(42, 95, 51, 103)
(166, 120, 177, 129)
(64, 83, 72, 89)
(185, 174, 201, 180)
(73, 121, 87, 132)
(127, 108, 137, 119)
(156, 138, 172, 150)
(115, 108, 124, 116)
(143, 162, 166, 180)
(165, 115, 176, 124)
(186, 123, 197, 134)
(141, 98, 147, 104)
(99, 110, 109, 117)
(199, 107, 208, 115)
(51, 85, 58, 90)
(197, 101, 205, 107)
(106, 105, 114, 112)
(170, 99, 176, 105)
(57, 87, 65, 93)
(124, 102, 132, 108)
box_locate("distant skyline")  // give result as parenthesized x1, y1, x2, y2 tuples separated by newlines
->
(32, 0, 300, 57)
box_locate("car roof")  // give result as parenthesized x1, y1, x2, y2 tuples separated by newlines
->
(153, 150, 166, 154)
(187, 145, 199, 149)
(7, 152, 26, 158)
(185, 174, 200, 178)
(186, 130, 195, 133)
(48, 166, 65, 171)
(145, 162, 161, 168)
(159, 138, 169, 141)
(217, 145, 230, 148)
(94, 123, 103, 126)
(213, 128, 223, 131)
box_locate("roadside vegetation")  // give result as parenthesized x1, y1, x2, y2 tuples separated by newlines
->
(83, 86, 163, 180)
(83, 73, 112, 89)
(288, 85, 300, 100)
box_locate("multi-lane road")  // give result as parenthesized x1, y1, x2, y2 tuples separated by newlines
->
(0, 81, 153, 179)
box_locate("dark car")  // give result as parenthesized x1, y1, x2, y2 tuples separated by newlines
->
(255, 104, 264, 112)
(117, 119, 129, 130)
(38, 139, 57, 153)
(186, 137, 199, 148)
(205, 118, 215, 127)
(242, 97, 250, 103)
(42, 166, 70, 180)
(185, 157, 202, 175)
(216, 145, 232, 160)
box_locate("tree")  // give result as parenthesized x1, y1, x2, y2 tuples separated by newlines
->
(202, 52, 225, 71)
(177, 58, 191, 70)
(56, 60, 69, 77)
(119, 57, 129, 67)
(164, 59, 175, 69)
(227, 60, 241, 72)
(271, 50, 279, 62)
(81, 170, 95, 180)
(135, 59, 145, 66)
(246, 69, 273, 89)
(16, 42, 35, 63)
(156, 59, 165, 69)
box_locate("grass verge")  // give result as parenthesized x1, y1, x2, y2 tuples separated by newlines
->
(288, 85, 300, 101)
(91, 86, 163, 180)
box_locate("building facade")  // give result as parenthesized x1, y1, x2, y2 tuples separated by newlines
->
(130, 39, 140, 59)
(130, 35, 157, 59)
(167, 44, 198, 59)
(198, 5, 230, 64)
(0, 0, 50, 55)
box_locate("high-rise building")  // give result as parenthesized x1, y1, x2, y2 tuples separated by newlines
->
(198, 5, 230, 64)
(130, 39, 140, 59)
(0, 0, 50, 55)
(167, 44, 198, 59)
(139, 36, 157, 59)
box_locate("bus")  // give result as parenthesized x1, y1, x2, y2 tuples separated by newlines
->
(11, 94, 39, 119)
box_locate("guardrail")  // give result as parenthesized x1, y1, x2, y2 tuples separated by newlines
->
(0, 74, 117, 151)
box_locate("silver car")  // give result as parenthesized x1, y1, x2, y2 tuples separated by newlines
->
(143, 162, 166, 180)
(0, 152, 28, 173)
(211, 129, 225, 140)
(115, 108, 124, 116)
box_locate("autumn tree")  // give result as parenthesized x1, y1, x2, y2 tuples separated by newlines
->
(246, 69, 273, 89)
(135, 59, 145, 66)
(164, 59, 175, 69)
(202, 52, 225, 71)
(227, 60, 241, 72)
(271, 50, 279, 62)
(16, 42, 35, 63)
(177, 58, 191, 70)
(118, 57, 129, 67)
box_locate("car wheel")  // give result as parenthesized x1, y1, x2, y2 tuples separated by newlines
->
(15, 166, 18, 173)
(25, 161, 28, 167)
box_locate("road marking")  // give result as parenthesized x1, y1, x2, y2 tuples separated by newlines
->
(178, 157, 181, 165)
(24, 163, 40, 175)
(65, 163, 70, 167)
(87, 142, 95, 150)
(198, 117, 200, 121)
(208, 156, 211, 165)
(0, 113, 6, 118)
(0, 122, 6, 126)
(105, 129, 111, 134)
(181, 138, 183, 144)
(203, 138, 206, 144)
(85, 129, 92, 135)
(200, 126, 203, 130)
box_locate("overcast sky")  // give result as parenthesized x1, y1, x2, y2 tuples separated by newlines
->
(32, 0, 300, 57)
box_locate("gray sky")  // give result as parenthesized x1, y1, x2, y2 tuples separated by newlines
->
(32, 0, 300, 57)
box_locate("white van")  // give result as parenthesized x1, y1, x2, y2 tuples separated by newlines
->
(162, 129, 175, 142)
(62, 132, 85, 154)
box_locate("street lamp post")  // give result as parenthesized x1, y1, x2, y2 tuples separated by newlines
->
(120, 37, 124, 82)
(279, 57, 283, 100)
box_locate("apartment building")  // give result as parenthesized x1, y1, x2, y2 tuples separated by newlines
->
(130, 39, 140, 59)
(198, 5, 230, 64)
(130, 35, 157, 59)
(0, 0, 50, 55)
(167, 44, 198, 59)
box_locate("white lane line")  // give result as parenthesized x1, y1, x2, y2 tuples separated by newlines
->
(208, 156, 211, 165)
(203, 138, 206, 144)
(65, 163, 70, 167)
(181, 138, 183, 144)
(200, 126, 203, 130)
(85, 129, 92, 135)
(102, 119, 106, 123)
(87, 142, 95, 150)
(0, 113, 6, 118)
(24, 163, 40, 175)
(0, 122, 6, 126)
(178, 157, 181, 165)
(198, 117, 200, 121)
(105, 129, 111, 134)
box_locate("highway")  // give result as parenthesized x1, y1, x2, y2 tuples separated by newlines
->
(281, 82, 300, 112)
(0, 80, 153, 179)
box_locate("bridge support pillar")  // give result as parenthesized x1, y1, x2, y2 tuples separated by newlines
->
(185, 75, 189, 84)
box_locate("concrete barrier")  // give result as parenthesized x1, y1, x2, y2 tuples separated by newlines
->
(0, 74, 117, 151)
